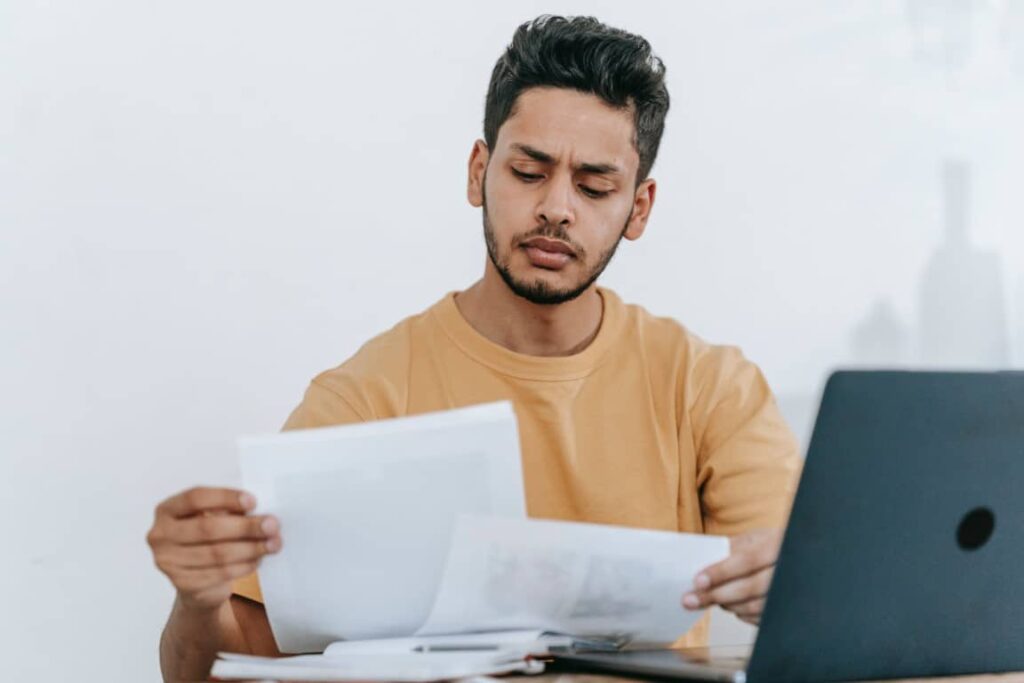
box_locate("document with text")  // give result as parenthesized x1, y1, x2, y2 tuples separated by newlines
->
(418, 515, 728, 645)
(239, 401, 527, 653)
(238, 400, 728, 655)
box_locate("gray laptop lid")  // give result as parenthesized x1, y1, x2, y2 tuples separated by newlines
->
(747, 370, 1024, 683)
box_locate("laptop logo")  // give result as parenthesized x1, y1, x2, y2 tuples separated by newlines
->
(957, 507, 995, 551)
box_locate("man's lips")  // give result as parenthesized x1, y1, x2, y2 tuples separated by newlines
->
(521, 237, 575, 256)
(520, 237, 575, 270)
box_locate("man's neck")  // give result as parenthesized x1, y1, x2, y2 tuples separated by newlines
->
(454, 262, 604, 357)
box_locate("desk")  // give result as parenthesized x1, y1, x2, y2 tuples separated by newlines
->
(523, 674, 1024, 683)
(206, 644, 1024, 683)
(215, 672, 1024, 682)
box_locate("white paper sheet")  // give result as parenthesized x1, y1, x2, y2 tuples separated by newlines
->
(211, 650, 544, 682)
(238, 401, 527, 653)
(417, 516, 729, 645)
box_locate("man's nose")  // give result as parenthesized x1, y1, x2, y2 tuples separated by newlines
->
(535, 173, 575, 228)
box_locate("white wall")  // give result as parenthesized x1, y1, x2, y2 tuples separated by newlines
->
(3, 1, 1022, 679)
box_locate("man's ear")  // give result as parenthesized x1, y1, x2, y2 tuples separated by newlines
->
(467, 140, 489, 208)
(623, 177, 656, 241)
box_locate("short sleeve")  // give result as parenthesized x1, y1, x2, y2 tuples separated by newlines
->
(691, 345, 802, 537)
(232, 571, 264, 603)
(281, 378, 371, 429)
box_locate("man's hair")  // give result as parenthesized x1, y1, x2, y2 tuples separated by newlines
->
(484, 15, 670, 187)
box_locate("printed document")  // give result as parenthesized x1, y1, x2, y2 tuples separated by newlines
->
(419, 515, 728, 644)
(237, 400, 729, 655)
(239, 401, 527, 652)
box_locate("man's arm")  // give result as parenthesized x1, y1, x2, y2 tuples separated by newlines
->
(158, 595, 281, 682)
(148, 487, 282, 682)
(682, 344, 802, 624)
(165, 376, 371, 680)
(690, 346, 802, 537)
(231, 594, 282, 655)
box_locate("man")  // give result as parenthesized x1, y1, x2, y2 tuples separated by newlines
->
(147, 15, 801, 682)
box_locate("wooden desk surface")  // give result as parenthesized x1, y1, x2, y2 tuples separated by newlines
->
(521, 674, 1024, 683)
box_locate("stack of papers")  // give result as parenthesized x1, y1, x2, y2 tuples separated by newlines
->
(226, 401, 730, 681)
(211, 630, 554, 681)
(211, 649, 544, 682)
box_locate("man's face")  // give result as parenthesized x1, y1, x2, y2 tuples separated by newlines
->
(470, 87, 654, 305)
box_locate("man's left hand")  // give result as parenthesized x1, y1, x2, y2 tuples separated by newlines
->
(681, 528, 784, 626)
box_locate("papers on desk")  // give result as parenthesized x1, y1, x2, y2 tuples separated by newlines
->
(232, 399, 730, 682)
(211, 630, 554, 681)
(211, 517, 728, 682)
(210, 649, 545, 682)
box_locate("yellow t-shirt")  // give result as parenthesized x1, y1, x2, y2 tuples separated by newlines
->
(233, 287, 802, 647)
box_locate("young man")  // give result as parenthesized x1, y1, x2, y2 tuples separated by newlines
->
(147, 15, 801, 682)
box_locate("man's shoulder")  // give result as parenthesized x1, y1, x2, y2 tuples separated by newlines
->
(611, 291, 762, 399)
(307, 294, 449, 406)
(614, 292, 725, 364)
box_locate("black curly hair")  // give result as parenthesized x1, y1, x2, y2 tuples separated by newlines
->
(483, 15, 670, 187)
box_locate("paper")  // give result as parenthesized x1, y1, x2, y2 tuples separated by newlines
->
(239, 401, 527, 653)
(210, 650, 545, 682)
(417, 516, 729, 645)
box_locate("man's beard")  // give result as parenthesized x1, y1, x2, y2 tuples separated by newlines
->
(481, 186, 632, 306)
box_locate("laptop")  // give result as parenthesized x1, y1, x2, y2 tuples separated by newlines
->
(552, 370, 1024, 682)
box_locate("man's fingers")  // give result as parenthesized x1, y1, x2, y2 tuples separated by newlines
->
(157, 487, 256, 519)
(717, 566, 772, 605)
(684, 566, 773, 609)
(163, 539, 281, 569)
(694, 530, 781, 590)
(147, 487, 272, 612)
(695, 551, 767, 592)
(170, 513, 278, 545)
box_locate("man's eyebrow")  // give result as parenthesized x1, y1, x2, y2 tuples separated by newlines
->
(510, 143, 622, 176)
(511, 143, 556, 164)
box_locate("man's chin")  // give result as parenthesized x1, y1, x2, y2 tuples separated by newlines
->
(504, 274, 590, 306)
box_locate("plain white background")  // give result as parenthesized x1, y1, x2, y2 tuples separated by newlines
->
(3, 1, 1023, 680)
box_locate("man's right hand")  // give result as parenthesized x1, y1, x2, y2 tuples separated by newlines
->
(147, 487, 281, 612)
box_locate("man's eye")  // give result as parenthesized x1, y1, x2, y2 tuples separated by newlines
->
(511, 168, 542, 181)
(580, 186, 610, 199)
(512, 168, 609, 199)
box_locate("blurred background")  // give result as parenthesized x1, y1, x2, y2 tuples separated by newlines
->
(3, 0, 1023, 679)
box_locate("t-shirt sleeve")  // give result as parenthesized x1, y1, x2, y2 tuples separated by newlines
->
(232, 378, 369, 603)
(281, 377, 372, 429)
(690, 345, 803, 537)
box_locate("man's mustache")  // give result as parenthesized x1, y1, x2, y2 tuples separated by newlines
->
(515, 224, 586, 257)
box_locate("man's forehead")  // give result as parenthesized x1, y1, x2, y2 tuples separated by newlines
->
(496, 87, 638, 168)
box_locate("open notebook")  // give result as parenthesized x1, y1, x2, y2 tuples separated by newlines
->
(210, 647, 545, 682)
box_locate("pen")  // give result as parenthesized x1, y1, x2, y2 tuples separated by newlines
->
(413, 644, 501, 652)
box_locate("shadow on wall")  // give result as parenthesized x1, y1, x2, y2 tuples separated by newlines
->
(778, 158, 1018, 451)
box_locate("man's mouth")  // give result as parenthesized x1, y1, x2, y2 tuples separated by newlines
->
(520, 238, 575, 270)
(522, 237, 575, 256)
